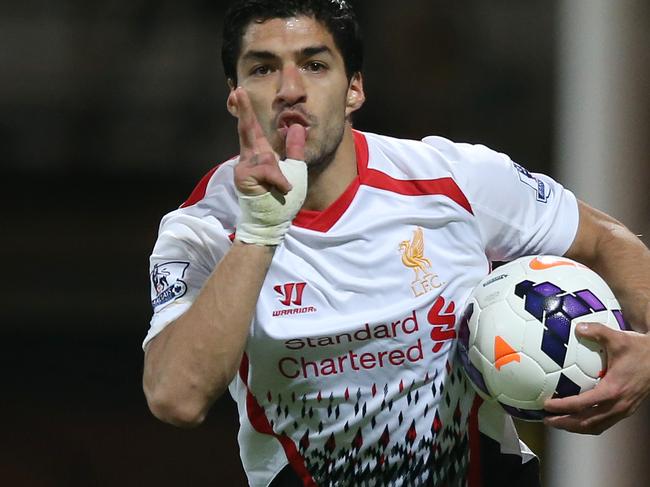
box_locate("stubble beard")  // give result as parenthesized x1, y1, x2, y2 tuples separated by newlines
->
(269, 114, 346, 176)
(302, 118, 346, 178)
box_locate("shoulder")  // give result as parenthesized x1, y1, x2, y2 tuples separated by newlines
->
(421, 135, 513, 170)
(360, 131, 512, 180)
(363, 131, 442, 164)
(180, 157, 239, 209)
(157, 157, 240, 238)
(360, 131, 450, 180)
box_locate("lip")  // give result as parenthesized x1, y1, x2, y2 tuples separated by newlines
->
(276, 110, 311, 130)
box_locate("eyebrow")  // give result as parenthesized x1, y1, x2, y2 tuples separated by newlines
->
(241, 45, 333, 63)
(301, 45, 332, 58)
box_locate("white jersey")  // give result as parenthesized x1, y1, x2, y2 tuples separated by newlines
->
(145, 131, 579, 487)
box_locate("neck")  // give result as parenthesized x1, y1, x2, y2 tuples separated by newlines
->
(302, 125, 358, 212)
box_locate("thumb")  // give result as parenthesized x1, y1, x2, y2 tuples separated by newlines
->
(285, 124, 306, 161)
(575, 322, 616, 345)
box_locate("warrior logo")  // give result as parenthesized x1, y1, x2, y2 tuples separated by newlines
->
(399, 227, 443, 297)
(272, 282, 317, 317)
(274, 282, 306, 306)
(151, 261, 190, 310)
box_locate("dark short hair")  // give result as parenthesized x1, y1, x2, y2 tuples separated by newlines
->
(221, 0, 363, 84)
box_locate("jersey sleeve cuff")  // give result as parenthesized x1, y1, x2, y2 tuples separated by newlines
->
(142, 300, 193, 350)
(553, 189, 580, 257)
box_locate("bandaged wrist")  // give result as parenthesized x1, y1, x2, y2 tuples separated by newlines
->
(235, 158, 307, 245)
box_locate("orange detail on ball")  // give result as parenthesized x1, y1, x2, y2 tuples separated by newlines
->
(494, 336, 520, 370)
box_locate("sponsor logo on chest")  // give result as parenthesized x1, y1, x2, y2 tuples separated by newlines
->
(275, 296, 459, 379)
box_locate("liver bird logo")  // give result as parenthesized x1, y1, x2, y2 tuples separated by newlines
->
(399, 227, 432, 282)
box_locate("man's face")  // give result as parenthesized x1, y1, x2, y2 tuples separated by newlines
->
(231, 15, 364, 166)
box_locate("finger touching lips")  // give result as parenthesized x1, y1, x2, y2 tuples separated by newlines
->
(277, 110, 310, 129)
(286, 124, 306, 161)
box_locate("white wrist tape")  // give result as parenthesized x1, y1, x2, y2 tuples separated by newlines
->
(235, 158, 308, 245)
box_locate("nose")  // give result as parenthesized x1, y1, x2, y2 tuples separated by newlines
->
(275, 64, 307, 107)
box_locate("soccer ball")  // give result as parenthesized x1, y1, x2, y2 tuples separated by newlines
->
(457, 255, 628, 420)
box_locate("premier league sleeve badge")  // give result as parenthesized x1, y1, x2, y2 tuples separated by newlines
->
(150, 261, 190, 311)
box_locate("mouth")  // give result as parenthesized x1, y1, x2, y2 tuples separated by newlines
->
(276, 111, 311, 137)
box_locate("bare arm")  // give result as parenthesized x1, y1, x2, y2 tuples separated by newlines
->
(564, 200, 650, 331)
(143, 242, 274, 427)
(143, 89, 305, 427)
(544, 199, 650, 434)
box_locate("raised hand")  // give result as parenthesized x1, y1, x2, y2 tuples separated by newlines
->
(232, 87, 294, 196)
(544, 322, 650, 434)
(231, 87, 308, 245)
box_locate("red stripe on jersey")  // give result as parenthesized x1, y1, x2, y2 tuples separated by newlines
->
(238, 353, 249, 382)
(180, 167, 219, 208)
(362, 169, 474, 215)
(238, 354, 317, 487)
(467, 395, 483, 487)
(180, 156, 237, 208)
(292, 178, 361, 231)
(292, 130, 367, 232)
(293, 130, 472, 232)
(353, 129, 371, 174)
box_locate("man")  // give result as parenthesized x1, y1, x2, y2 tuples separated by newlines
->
(142, 1, 650, 486)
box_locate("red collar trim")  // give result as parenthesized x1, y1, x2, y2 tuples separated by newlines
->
(291, 130, 473, 233)
(292, 130, 368, 232)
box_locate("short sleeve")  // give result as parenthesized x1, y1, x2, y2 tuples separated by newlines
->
(143, 210, 232, 349)
(143, 162, 239, 350)
(425, 137, 579, 262)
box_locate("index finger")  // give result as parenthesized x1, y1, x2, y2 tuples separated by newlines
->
(543, 401, 619, 434)
(544, 386, 603, 414)
(234, 87, 272, 155)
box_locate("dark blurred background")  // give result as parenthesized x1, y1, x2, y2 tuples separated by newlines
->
(0, 0, 617, 485)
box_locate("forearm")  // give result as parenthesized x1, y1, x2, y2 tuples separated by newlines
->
(566, 202, 650, 332)
(143, 240, 274, 426)
(144, 89, 308, 427)
(590, 226, 650, 332)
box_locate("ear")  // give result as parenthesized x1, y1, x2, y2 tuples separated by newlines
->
(345, 72, 366, 117)
(226, 79, 238, 117)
